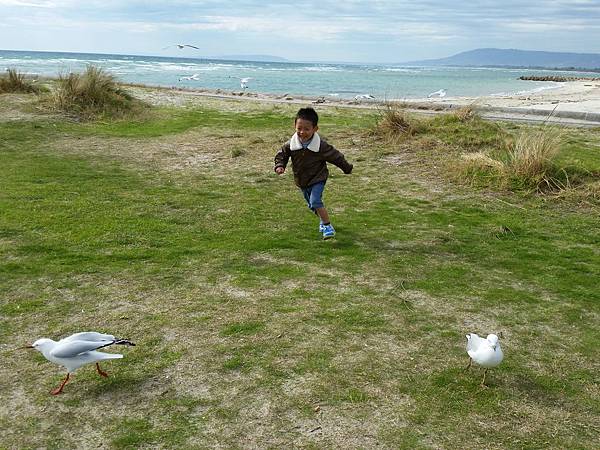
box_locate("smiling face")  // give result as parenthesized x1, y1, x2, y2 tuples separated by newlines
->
(295, 117, 318, 143)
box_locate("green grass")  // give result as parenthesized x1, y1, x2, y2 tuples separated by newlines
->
(0, 91, 599, 449)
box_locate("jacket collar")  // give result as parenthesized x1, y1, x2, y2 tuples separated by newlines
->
(290, 132, 321, 152)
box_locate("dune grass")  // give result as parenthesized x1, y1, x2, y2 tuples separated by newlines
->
(0, 91, 599, 449)
(49, 65, 144, 120)
(0, 68, 42, 94)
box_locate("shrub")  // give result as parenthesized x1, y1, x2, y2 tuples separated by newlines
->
(504, 127, 564, 189)
(449, 104, 479, 122)
(374, 104, 426, 140)
(52, 65, 142, 119)
(453, 127, 566, 192)
(0, 68, 40, 94)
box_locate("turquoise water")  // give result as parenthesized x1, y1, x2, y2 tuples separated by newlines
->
(1, 50, 597, 100)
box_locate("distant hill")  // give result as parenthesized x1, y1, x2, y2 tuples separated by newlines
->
(211, 54, 288, 63)
(401, 48, 600, 69)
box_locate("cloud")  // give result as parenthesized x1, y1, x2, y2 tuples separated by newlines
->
(2, 0, 600, 61)
(0, 0, 55, 6)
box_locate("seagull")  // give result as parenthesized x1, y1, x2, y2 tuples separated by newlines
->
(428, 89, 447, 98)
(162, 44, 200, 50)
(228, 76, 253, 90)
(465, 333, 503, 386)
(24, 332, 135, 395)
(240, 77, 252, 89)
(178, 73, 200, 81)
(354, 94, 375, 100)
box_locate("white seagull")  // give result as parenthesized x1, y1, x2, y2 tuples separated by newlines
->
(179, 73, 200, 81)
(25, 331, 135, 395)
(162, 44, 200, 50)
(354, 94, 375, 100)
(240, 77, 253, 89)
(428, 89, 447, 98)
(465, 333, 503, 386)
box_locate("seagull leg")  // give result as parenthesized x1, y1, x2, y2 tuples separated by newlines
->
(480, 369, 489, 387)
(465, 358, 472, 371)
(50, 373, 70, 395)
(96, 363, 109, 378)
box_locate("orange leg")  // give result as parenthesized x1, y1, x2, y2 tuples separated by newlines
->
(50, 373, 70, 395)
(96, 363, 109, 378)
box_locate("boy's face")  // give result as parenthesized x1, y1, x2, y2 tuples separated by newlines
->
(295, 118, 318, 142)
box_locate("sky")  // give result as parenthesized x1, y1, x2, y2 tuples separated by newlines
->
(1, 0, 599, 63)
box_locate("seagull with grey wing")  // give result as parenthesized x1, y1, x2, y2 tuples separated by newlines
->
(24, 332, 135, 395)
(162, 44, 200, 50)
(179, 73, 200, 81)
(465, 333, 503, 387)
(428, 89, 446, 98)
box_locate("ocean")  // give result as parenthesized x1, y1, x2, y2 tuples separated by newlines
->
(1, 49, 597, 100)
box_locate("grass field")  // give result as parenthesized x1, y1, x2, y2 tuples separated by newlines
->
(1, 88, 599, 449)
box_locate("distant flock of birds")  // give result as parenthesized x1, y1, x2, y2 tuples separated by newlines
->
(24, 329, 502, 394)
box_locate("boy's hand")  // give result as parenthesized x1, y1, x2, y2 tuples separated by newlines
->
(275, 167, 285, 175)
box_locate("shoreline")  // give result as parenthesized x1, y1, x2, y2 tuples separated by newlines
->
(127, 79, 600, 125)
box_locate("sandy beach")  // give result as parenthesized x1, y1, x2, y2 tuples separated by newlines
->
(129, 79, 600, 126)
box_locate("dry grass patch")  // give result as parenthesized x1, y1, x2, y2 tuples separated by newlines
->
(0, 68, 41, 94)
(373, 104, 427, 140)
(453, 127, 571, 192)
(450, 103, 479, 122)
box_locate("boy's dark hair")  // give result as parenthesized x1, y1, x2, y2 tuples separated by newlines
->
(295, 107, 319, 126)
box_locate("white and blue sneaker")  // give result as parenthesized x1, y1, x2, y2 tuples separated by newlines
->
(319, 223, 326, 233)
(322, 224, 335, 240)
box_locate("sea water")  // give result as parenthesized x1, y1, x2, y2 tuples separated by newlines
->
(1, 49, 597, 100)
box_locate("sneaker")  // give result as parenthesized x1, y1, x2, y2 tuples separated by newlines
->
(322, 224, 335, 240)
(319, 223, 325, 233)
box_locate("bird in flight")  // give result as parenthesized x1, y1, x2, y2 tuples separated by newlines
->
(163, 44, 200, 50)
(179, 73, 200, 81)
(428, 89, 447, 98)
(240, 77, 253, 89)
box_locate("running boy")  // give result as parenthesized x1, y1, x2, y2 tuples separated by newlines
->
(274, 107, 353, 240)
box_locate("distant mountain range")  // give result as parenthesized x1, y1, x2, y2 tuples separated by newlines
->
(401, 48, 600, 69)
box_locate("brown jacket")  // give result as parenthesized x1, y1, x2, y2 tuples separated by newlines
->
(274, 133, 353, 188)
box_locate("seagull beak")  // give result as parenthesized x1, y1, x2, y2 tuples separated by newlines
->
(21, 345, 34, 349)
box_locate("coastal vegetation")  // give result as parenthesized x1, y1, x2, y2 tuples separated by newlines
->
(0, 68, 42, 94)
(49, 65, 144, 119)
(374, 103, 597, 196)
(1, 85, 599, 449)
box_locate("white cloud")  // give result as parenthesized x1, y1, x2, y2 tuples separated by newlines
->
(2, 0, 600, 62)
(0, 0, 55, 6)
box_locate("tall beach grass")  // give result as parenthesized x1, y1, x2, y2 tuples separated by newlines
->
(51, 65, 143, 119)
(0, 68, 41, 94)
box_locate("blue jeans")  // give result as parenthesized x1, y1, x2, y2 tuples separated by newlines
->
(301, 181, 326, 212)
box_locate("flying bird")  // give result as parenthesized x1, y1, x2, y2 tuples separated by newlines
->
(465, 333, 503, 386)
(179, 73, 200, 81)
(240, 77, 253, 89)
(228, 76, 253, 90)
(354, 94, 376, 100)
(24, 332, 135, 395)
(428, 89, 447, 98)
(162, 44, 200, 50)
